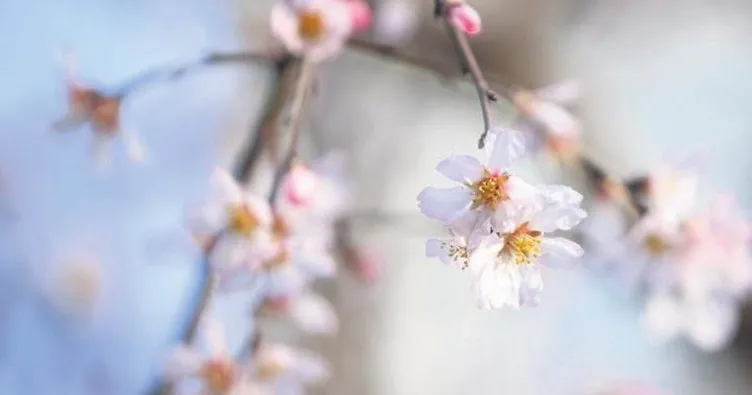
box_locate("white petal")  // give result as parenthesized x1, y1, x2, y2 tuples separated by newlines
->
(530, 204, 587, 233)
(466, 239, 502, 277)
(538, 237, 583, 269)
(539, 184, 583, 205)
(485, 127, 526, 170)
(642, 293, 682, 343)
(534, 80, 580, 106)
(417, 186, 471, 223)
(435, 155, 484, 183)
(164, 345, 204, 380)
(473, 253, 522, 310)
(210, 167, 243, 205)
(270, 2, 306, 54)
(686, 297, 739, 352)
(200, 315, 229, 356)
(426, 238, 454, 266)
(293, 349, 330, 384)
(519, 265, 544, 307)
(289, 292, 339, 335)
(531, 101, 580, 138)
(121, 129, 146, 163)
(264, 266, 310, 299)
(505, 176, 540, 203)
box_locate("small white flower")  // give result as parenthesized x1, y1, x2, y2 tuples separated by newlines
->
(417, 127, 537, 230)
(258, 291, 339, 336)
(644, 151, 707, 225)
(165, 317, 250, 394)
(642, 290, 739, 352)
(252, 343, 330, 394)
(468, 189, 586, 310)
(187, 168, 278, 278)
(270, 0, 354, 62)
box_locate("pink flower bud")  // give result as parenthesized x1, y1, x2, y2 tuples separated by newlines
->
(448, 4, 481, 36)
(346, 0, 373, 32)
(349, 247, 382, 284)
(281, 164, 319, 206)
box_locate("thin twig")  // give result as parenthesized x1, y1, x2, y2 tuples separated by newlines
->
(267, 58, 314, 204)
(113, 50, 280, 98)
(234, 55, 296, 182)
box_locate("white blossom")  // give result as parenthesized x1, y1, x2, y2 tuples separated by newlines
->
(270, 0, 354, 62)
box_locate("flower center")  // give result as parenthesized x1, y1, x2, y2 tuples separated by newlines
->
(256, 359, 286, 381)
(643, 233, 670, 257)
(90, 97, 121, 135)
(470, 170, 510, 210)
(201, 358, 236, 394)
(297, 10, 327, 42)
(504, 225, 542, 265)
(227, 204, 259, 236)
(442, 241, 469, 269)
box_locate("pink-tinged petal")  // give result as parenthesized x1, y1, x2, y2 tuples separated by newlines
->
(417, 186, 471, 223)
(270, 2, 306, 54)
(265, 265, 310, 299)
(210, 167, 243, 204)
(467, 240, 502, 277)
(538, 237, 583, 269)
(642, 293, 682, 343)
(448, 4, 481, 36)
(531, 204, 587, 233)
(686, 297, 739, 352)
(485, 127, 526, 170)
(282, 164, 319, 207)
(289, 292, 339, 335)
(435, 155, 484, 183)
(539, 184, 583, 205)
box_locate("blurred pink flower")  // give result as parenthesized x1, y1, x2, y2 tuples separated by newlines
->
(344, 0, 372, 32)
(281, 163, 319, 207)
(447, 2, 482, 36)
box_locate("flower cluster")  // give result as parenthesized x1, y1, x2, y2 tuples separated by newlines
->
(176, 151, 354, 393)
(583, 157, 752, 351)
(418, 126, 587, 310)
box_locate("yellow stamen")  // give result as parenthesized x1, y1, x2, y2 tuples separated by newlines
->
(227, 204, 259, 236)
(504, 225, 542, 265)
(201, 358, 236, 395)
(443, 242, 469, 269)
(470, 170, 510, 210)
(297, 10, 326, 42)
(643, 233, 670, 256)
(256, 359, 286, 381)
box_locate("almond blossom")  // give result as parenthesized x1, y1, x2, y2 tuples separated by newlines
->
(257, 290, 339, 336)
(417, 127, 537, 231)
(250, 343, 330, 395)
(165, 317, 258, 395)
(270, 0, 359, 62)
(466, 186, 586, 309)
(445, 1, 482, 36)
(53, 52, 145, 167)
(510, 81, 581, 161)
(187, 168, 278, 285)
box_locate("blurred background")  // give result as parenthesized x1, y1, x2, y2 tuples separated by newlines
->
(2, 0, 752, 394)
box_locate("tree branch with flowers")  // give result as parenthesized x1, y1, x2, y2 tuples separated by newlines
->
(49, 0, 752, 394)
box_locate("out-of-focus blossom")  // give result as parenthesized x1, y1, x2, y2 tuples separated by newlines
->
(261, 237, 337, 298)
(372, 0, 419, 44)
(44, 258, 104, 317)
(165, 317, 255, 395)
(467, 186, 586, 309)
(346, 245, 383, 284)
(446, 1, 482, 36)
(644, 158, 701, 226)
(187, 168, 277, 284)
(250, 343, 330, 394)
(417, 127, 537, 231)
(270, 0, 357, 62)
(281, 163, 319, 208)
(258, 290, 339, 335)
(511, 81, 581, 161)
(344, 0, 372, 32)
(53, 53, 145, 168)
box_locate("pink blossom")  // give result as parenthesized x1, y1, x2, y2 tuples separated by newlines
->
(281, 163, 319, 207)
(344, 0, 372, 32)
(447, 3, 481, 36)
(348, 246, 382, 284)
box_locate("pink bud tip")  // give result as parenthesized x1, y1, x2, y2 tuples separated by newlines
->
(350, 247, 382, 284)
(282, 164, 319, 207)
(347, 0, 373, 32)
(264, 295, 291, 311)
(449, 4, 481, 36)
